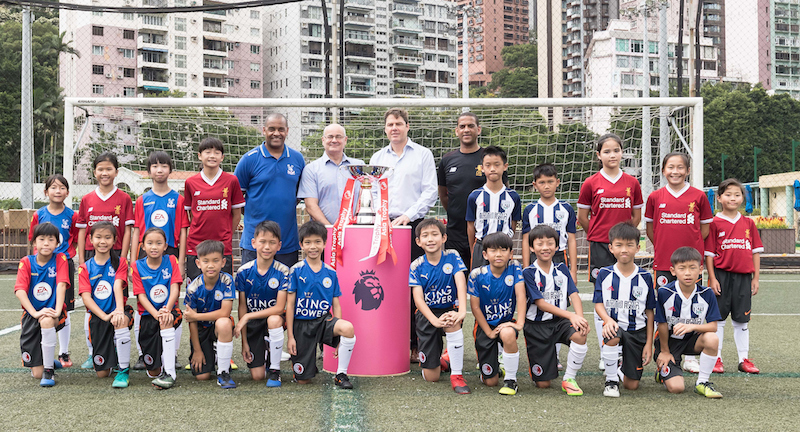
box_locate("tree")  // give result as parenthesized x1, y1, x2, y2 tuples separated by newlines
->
(488, 43, 538, 98)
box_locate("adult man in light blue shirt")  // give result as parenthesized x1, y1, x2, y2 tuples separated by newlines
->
(298, 124, 364, 225)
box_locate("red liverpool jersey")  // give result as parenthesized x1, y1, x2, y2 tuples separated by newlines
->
(704, 213, 763, 274)
(75, 187, 134, 251)
(183, 170, 245, 255)
(577, 171, 644, 243)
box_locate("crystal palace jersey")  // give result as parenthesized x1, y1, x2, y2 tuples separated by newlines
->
(183, 170, 245, 256)
(467, 261, 524, 327)
(521, 199, 577, 252)
(593, 264, 656, 331)
(466, 186, 522, 240)
(134, 189, 189, 249)
(704, 213, 763, 274)
(29, 207, 77, 258)
(75, 187, 135, 251)
(235, 259, 290, 313)
(523, 261, 578, 322)
(655, 282, 721, 339)
(288, 260, 341, 320)
(644, 184, 713, 270)
(131, 255, 182, 315)
(14, 253, 70, 311)
(185, 272, 235, 327)
(78, 257, 129, 314)
(577, 171, 643, 243)
(409, 249, 467, 309)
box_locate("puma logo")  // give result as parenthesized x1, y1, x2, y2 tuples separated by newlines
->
(298, 276, 307, 283)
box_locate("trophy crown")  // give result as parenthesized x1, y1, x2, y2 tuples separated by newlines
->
(343, 165, 392, 179)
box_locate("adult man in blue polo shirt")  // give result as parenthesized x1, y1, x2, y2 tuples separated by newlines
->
(235, 113, 305, 267)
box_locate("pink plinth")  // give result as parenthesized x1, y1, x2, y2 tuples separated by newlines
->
(323, 225, 411, 376)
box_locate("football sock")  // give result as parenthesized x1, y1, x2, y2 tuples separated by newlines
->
(563, 342, 588, 381)
(174, 324, 183, 358)
(502, 351, 519, 382)
(160, 328, 176, 378)
(58, 313, 71, 355)
(732, 320, 749, 362)
(593, 312, 605, 351)
(603, 344, 619, 382)
(268, 328, 284, 371)
(337, 336, 356, 374)
(114, 328, 131, 369)
(134, 313, 143, 357)
(84, 312, 93, 355)
(715, 320, 726, 358)
(555, 343, 562, 362)
(445, 330, 464, 375)
(41, 327, 57, 370)
(264, 336, 270, 362)
(217, 341, 233, 374)
(697, 352, 716, 385)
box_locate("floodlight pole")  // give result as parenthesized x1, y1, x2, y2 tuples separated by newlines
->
(20, 7, 34, 209)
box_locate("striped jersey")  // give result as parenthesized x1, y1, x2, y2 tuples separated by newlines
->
(521, 199, 577, 252)
(655, 281, 722, 340)
(466, 186, 522, 240)
(409, 249, 467, 309)
(523, 261, 578, 322)
(592, 264, 656, 331)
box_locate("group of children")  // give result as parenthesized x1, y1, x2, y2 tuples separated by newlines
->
(17, 132, 762, 399)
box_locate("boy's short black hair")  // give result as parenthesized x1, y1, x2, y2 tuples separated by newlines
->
(608, 222, 640, 243)
(532, 163, 559, 181)
(718, 178, 745, 196)
(528, 225, 559, 249)
(299, 220, 327, 244)
(254, 220, 281, 241)
(147, 151, 174, 173)
(142, 227, 167, 243)
(670, 246, 703, 266)
(93, 152, 119, 170)
(481, 232, 513, 251)
(482, 145, 507, 164)
(415, 218, 445, 238)
(31, 222, 60, 243)
(199, 137, 225, 154)
(196, 240, 225, 257)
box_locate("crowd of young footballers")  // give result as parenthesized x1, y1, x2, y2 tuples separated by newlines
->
(16, 116, 762, 400)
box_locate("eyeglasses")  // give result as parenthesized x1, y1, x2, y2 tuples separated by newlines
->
(323, 134, 346, 140)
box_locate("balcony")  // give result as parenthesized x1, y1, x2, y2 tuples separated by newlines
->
(137, 71, 169, 90)
(392, 3, 422, 15)
(203, 58, 228, 76)
(344, 15, 375, 26)
(391, 19, 422, 33)
(344, 50, 376, 63)
(301, 63, 324, 73)
(137, 34, 168, 53)
(139, 15, 167, 32)
(391, 53, 423, 66)
(203, 38, 228, 57)
(345, 65, 376, 76)
(138, 53, 168, 69)
(391, 36, 423, 50)
(344, 31, 376, 45)
(390, 86, 422, 98)
(344, 0, 375, 11)
(204, 9, 227, 20)
(344, 83, 376, 96)
(203, 82, 228, 95)
(394, 70, 422, 83)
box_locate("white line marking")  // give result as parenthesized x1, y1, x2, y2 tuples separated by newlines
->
(0, 325, 21, 336)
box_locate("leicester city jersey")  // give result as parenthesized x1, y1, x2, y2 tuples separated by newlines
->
(236, 259, 289, 313)
(136, 189, 182, 248)
(409, 249, 467, 309)
(132, 255, 181, 315)
(80, 257, 128, 314)
(185, 272, 235, 327)
(288, 260, 341, 320)
(593, 264, 656, 332)
(655, 281, 722, 340)
(467, 260, 524, 327)
(523, 261, 578, 322)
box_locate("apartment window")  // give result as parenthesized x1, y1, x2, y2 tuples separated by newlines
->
(92, 84, 104, 95)
(175, 54, 186, 68)
(123, 87, 135, 97)
(123, 29, 135, 40)
(122, 48, 135, 58)
(250, 27, 260, 37)
(174, 0, 186, 6)
(251, 115, 259, 124)
(225, 60, 234, 70)
(250, 10, 260, 19)
(92, 11, 103, 17)
(621, 73, 634, 86)
(617, 56, 629, 68)
(175, 73, 187, 87)
(94, 123, 103, 133)
(123, 68, 135, 78)
(141, 15, 164, 27)
(175, 36, 186, 50)
(250, 80, 261, 89)
(92, 45, 103, 55)
(92, 26, 104, 36)
(250, 62, 260, 71)
(616, 39, 629, 52)
(175, 17, 186, 32)
(649, 41, 658, 54)
(92, 65, 104, 75)
(225, 78, 235, 88)
(224, 24, 235, 34)
(251, 45, 260, 54)
(123, 13, 134, 20)
(631, 40, 643, 53)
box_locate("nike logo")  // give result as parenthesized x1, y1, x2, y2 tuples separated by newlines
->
(454, 345, 463, 350)
(165, 338, 175, 343)
(744, 310, 751, 315)
(121, 340, 130, 345)
(636, 367, 643, 370)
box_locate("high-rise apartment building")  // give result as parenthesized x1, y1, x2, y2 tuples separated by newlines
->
(770, 0, 800, 96)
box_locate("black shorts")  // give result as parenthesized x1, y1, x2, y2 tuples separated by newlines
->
(471, 239, 486, 270)
(186, 254, 233, 281)
(137, 245, 179, 260)
(65, 258, 75, 312)
(138, 305, 183, 370)
(291, 313, 340, 381)
(655, 271, 702, 288)
(19, 309, 67, 368)
(551, 250, 568, 265)
(589, 241, 615, 283)
(189, 316, 234, 376)
(523, 318, 577, 382)
(653, 333, 702, 380)
(604, 327, 648, 381)
(88, 306, 134, 371)
(445, 238, 471, 270)
(245, 318, 267, 369)
(714, 268, 751, 323)
(415, 307, 454, 369)
(474, 321, 518, 380)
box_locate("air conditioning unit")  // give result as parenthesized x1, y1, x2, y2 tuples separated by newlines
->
(117, 48, 124, 52)
(235, 42, 240, 47)
(191, 74, 198, 79)
(302, 23, 308, 28)
(105, 72, 113, 78)
(449, 72, 456, 77)
(191, 36, 198, 42)
(191, 19, 197, 24)
(235, 78, 239, 83)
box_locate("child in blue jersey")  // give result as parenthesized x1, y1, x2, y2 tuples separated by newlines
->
(184, 240, 237, 389)
(78, 222, 134, 388)
(468, 232, 526, 395)
(132, 227, 183, 389)
(29, 174, 78, 367)
(15, 222, 70, 386)
(523, 226, 589, 396)
(466, 146, 522, 270)
(655, 247, 723, 398)
(287, 221, 356, 389)
(409, 219, 470, 394)
(234, 221, 289, 386)
(593, 222, 656, 397)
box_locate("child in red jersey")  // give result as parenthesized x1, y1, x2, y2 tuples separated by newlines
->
(704, 179, 763, 375)
(75, 152, 134, 369)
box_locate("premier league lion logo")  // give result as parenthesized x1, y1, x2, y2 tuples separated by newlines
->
(353, 270, 384, 311)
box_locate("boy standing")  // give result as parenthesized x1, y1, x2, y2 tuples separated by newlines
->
(409, 219, 470, 394)
(184, 240, 237, 389)
(654, 247, 723, 398)
(235, 221, 290, 386)
(468, 232, 526, 395)
(466, 146, 522, 270)
(705, 178, 762, 374)
(523, 226, 589, 396)
(287, 221, 356, 389)
(593, 222, 656, 397)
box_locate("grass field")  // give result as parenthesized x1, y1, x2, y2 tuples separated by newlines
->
(1, 274, 799, 431)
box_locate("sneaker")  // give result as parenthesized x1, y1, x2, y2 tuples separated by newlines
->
(81, 355, 93, 369)
(230, 359, 238, 370)
(133, 355, 146, 371)
(58, 353, 73, 368)
(713, 358, 724, 374)
(557, 362, 563, 371)
(655, 370, 665, 385)
(217, 371, 236, 389)
(334, 373, 353, 389)
(450, 374, 471, 394)
(683, 356, 700, 373)
(561, 378, 584, 396)
(152, 373, 175, 390)
(498, 379, 518, 395)
(603, 381, 620, 397)
(174, 356, 183, 370)
(281, 351, 291, 362)
(694, 381, 723, 398)
(266, 369, 282, 388)
(39, 368, 55, 387)
(112, 368, 130, 388)
(410, 348, 419, 363)
(598, 359, 605, 370)
(738, 359, 760, 374)
(53, 358, 63, 370)
(185, 363, 192, 370)
(440, 351, 451, 373)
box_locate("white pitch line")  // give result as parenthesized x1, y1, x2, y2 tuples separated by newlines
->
(0, 325, 21, 336)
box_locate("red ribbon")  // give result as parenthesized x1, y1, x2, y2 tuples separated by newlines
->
(376, 177, 397, 265)
(330, 177, 356, 267)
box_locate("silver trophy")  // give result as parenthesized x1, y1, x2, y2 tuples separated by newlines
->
(343, 165, 392, 225)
